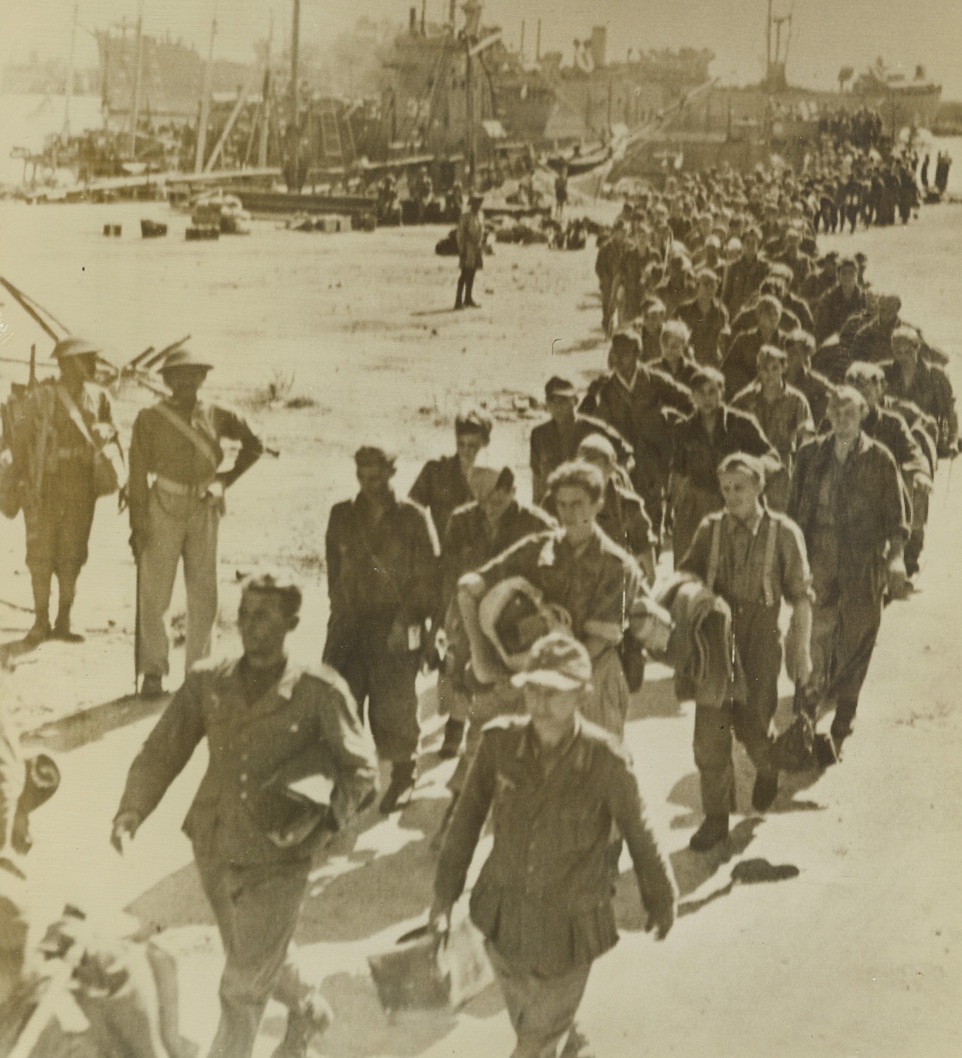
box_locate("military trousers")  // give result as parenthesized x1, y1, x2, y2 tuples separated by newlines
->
(24, 463, 96, 577)
(326, 618, 420, 762)
(138, 485, 220, 680)
(671, 482, 721, 568)
(485, 940, 591, 1058)
(584, 647, 630, 739)
(693, 601, 781, 816)
(195, 853, 315, 1058)
(810, 539, 884, 739)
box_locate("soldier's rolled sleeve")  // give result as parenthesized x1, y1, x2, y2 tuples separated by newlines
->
(606, 754, 677, 919)
(115, 674, 206, 823)
(434, 732, 497, 907)
(586, 554, 639, 641)
(317, 679, 379, 829)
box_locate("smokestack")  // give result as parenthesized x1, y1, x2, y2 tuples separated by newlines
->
(520, 20, 525, 62)
(590, 26, 607, 69)
(536, 19, 541, 61)
(409, 7, 417, 34)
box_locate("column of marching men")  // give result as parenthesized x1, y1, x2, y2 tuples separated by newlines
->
(2, 153, 959, 1058)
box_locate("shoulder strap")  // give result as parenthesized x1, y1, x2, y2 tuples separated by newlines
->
(706, 516, 722, 595)
(153, 403, 220, 472)
(55, 384, 97, 449)
(762, 513, 778, 607)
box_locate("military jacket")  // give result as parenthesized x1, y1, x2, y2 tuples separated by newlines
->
(116, 658, 378, 865)
(409, 453, 473, 542)
(434, 716, 676, 975)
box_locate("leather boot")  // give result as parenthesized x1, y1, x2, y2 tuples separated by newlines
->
(379, 761, 416, 814)
(689, 814, 729, 852)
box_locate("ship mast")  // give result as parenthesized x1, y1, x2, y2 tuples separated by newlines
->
(194, 0, 218, 172)
(290, 0, 301, 190)
(129, 0, 145, 156)
(63, 1, 79, 137)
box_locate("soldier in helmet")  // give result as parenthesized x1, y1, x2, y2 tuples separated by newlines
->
(127, 344, 264, 699)
(8, 336, 118, 643)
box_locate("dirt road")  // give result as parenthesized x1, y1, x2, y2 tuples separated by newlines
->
(4, 198, 962, 1056)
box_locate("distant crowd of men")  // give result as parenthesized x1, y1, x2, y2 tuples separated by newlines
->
(1, 140, 958, 1058)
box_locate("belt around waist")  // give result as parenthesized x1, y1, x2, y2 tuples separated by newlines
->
(154, 475, 213, 498)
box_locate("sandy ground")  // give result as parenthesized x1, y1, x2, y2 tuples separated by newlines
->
(2, 197, 962, 1057)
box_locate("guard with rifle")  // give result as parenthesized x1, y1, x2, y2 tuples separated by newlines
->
(5, 337, 121, 644)
(127, 343, 264, 699)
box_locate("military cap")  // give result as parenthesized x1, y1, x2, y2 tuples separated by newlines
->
(718, 451, 766, 484)
(545, 376, 577, 400)
(511, 631, 592, 691)
(845, 362, 885, 385)
(160, 343, 213, 373)
(52, 336, 100, 360)
(838, 256, 858, 272)
(354, 445, 397, 469)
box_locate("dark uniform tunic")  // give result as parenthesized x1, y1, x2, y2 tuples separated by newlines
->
(675, 297, 729, 366)
(324, 490, 439, 761)
(883, 358, 958, 457)
(434, 715, 675, 1057)
(529, 413, 632, 504)
(788, 433, 909, 740)
(580, 367, 692, 537)
(409, 453, 473, 542)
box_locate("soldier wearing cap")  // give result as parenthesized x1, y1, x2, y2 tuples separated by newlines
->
(431, 631, 675, 1058)
(455, 193, 485, 309)
(529, 376, 632, 505)
(678, 453, 814, 851)
(323, 446, 439, 812)
(128, 343, 264, 698)
(7, 336, 118, 643)
(788, 387, 910, 762)
(113, 569, 378, 1058)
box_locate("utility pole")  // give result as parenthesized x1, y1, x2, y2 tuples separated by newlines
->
(129, 0, 145, 157)
(195, 0, 218, 173)
(766, 0, 773, 83)
(258, 10, 273, 168)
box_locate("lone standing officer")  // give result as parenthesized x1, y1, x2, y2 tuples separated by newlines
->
(112, 570, 379, 1058)
(324, 446, 440, 813)
(9, 336, 119, 644)
(455, 192, 485, 309)
(128, 344, 264, 699)
(431, 632, 675, 1058)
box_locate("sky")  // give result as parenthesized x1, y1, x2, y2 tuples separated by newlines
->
(2, 0, 960, 100)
